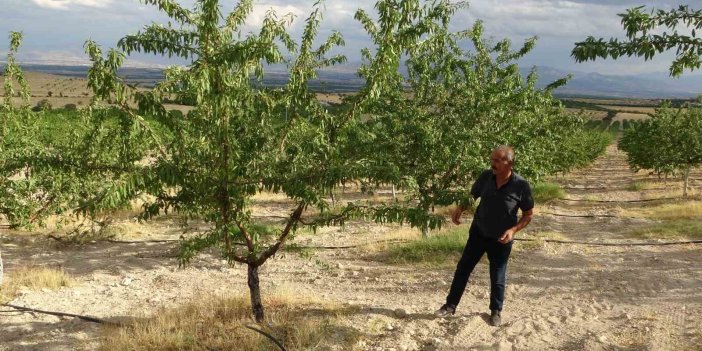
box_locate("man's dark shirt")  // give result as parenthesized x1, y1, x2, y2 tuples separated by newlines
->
(471, 169, 534, 239)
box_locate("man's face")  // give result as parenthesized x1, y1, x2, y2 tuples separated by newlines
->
(490, 149, 512, 175)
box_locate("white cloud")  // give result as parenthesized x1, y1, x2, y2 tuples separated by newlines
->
(31, 0, 113, 10)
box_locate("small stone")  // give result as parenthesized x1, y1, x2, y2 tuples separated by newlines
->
(547, 316, 560, 324)
(597, 335, 607, 343)
(394, 308, 408, 318)
(352, 271, 360, 277)
(41, 288, 51, 293)
(120, 278, 133, 286)
(495, 340, 513, 351)
(386, 324, 395, 331)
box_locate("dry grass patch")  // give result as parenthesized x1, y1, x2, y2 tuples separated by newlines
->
(515, 231, 568, 251)
(0, 266, 73, 302)
(621, 201, 702, 220)
(533, 182, 565, 203)
(625, 181, 654, 191)
(432, 204, 458, 217)
(363, 226, 423, 253)
(100, 295, 360, 351)
(382, 225, 470, 265)
(626, 219, 702, 240)
(251, 191, 293, 203)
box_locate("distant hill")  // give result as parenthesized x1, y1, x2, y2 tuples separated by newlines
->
(524, 66, 702, 99)
(3, 63, 700, 98)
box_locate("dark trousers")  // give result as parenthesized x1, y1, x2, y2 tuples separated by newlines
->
(446, 223, 513, 311)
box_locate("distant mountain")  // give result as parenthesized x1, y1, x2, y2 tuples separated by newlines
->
(3, 63, 700, 98)
(524, 66, 701, 99)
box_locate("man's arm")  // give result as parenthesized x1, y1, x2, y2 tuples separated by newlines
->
(453, 170, 489, 224)
(498, 208, 533, 244)
(451, 205, 466, 225)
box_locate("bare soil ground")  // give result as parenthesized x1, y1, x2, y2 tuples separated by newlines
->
(2, 147, 702, 349)
(0, 73, 348, 110)
(0, 72, 93, 108)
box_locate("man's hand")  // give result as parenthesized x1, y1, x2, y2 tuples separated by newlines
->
(499, 208, 533, 244)
(498, 228, 516, 244)
(451, 206, 464, 225)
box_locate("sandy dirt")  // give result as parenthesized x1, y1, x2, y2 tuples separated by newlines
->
(1, 72, 350, 113)
(1, 144, 701, 350)
(0, 72, 93, 108)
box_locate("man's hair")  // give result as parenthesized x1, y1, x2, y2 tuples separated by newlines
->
(493, 145, 515, 163)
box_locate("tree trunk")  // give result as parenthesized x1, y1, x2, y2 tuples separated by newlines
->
(421, 226, 429, 238)
(248, 264, 265, 323)
(392, 184, 396, 201)
(683, 165, 691, 197)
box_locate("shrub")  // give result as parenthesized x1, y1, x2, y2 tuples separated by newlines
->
(32, 99, 52, 112)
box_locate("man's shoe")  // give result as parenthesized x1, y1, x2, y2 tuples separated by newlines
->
(490, 310, 502, 326)
(435, 304, 456, 317)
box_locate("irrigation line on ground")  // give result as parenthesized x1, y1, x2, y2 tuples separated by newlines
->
(290, 238, 411, 250)
(107, 239, 181, 244)
(539, 212, 620, 218)
(558, 197, 684, 203)
(294, 238, 702, 249)
(1, 303, 118, 325)
(47, 235, 181, 244)
(513, 238, 702, 246)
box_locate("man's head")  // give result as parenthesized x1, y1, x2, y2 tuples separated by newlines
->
(490, 145, 514, 176)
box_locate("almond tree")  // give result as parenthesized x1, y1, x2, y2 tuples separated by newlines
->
(573, 4, 702, 196)
(353, 4, 608, 236)
(620, 106, 702, 196)
(76, 0, 464, 322)
(1, 32, 77, 285)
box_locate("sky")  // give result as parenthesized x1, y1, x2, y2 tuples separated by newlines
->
(0, 0, 698, 76)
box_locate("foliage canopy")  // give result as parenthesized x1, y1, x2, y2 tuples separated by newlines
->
(572, 5, 702, 77)
(619, 106, 702, 196)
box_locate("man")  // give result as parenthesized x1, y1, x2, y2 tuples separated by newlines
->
(435, 145, 534, 326)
